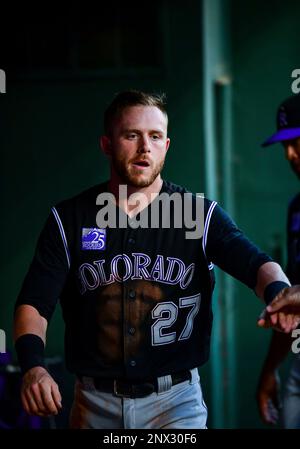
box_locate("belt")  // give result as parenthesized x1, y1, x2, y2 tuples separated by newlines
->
(79, 370, 191, 398)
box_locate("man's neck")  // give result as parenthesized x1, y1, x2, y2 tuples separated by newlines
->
(108, 176, 163, 217)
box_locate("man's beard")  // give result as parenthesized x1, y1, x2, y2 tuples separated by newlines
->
(111, 156, 165, 187)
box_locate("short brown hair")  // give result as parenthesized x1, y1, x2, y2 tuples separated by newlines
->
(104, 90, 168, 136)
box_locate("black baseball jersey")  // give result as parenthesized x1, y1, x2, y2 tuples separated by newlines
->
(287, 193, 300, 283)
(16, 180, 271, 380)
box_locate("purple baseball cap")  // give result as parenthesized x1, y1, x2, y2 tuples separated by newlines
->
(262, 94, 300, 147)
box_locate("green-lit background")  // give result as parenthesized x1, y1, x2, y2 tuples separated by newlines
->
(1, 0, 299, 428)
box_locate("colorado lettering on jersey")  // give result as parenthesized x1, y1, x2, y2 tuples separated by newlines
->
(78, 253, 195, 294)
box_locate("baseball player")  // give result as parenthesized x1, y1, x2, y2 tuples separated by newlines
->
(257, 94, 300, 428)
(14, 90, 300, 429)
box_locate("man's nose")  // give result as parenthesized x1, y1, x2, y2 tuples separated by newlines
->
(138, 136, 151, 153)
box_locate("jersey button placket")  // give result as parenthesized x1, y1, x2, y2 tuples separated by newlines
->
(126, 289, 137, 373)
(129, 289, 136, 300)
(123, 229, 137, 374)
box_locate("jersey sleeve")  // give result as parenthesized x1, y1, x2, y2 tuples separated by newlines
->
(205, 203, 272, 289)
(286, 196, 300, 284)
(286, 203, 293, 281)
(15, 208, 70, 322)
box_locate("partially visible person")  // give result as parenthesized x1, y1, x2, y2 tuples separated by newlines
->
(257, 94, 300, 428)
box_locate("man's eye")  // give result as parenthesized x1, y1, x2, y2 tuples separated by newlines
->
(127, 134, 137, 139)
(151, 135, 160, 140)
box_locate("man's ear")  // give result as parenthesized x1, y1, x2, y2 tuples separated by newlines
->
(166, 137, 171, 152)
(100, 135, 112, 156)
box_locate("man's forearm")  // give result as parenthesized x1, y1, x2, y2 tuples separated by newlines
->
(14, 305, 48, 375)
(255, 261, 291, 300)
(14, 304, 47, 343)
(262, 331, 294, 372)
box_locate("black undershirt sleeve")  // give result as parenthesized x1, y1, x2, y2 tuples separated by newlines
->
(15, 210, 69, 322)
(205, 203, 272, 289)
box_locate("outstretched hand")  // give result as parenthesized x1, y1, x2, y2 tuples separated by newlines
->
(258, 285, 300, 333)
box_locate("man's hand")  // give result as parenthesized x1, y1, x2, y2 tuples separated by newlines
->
(21, 366, 62, 416)
(258, 286, 300, 332)
(256, 369, 281, 425)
